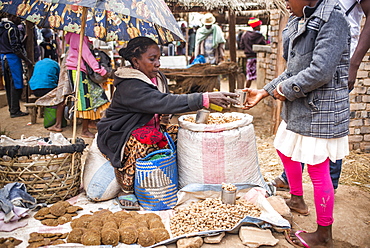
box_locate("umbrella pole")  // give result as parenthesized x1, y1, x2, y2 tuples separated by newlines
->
(72, 6, 88, 144)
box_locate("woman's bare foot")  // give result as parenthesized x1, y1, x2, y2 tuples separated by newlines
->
(88, 120, 97, 129)
(286, 226, 333, 248)
(81, 130, 95, 138)
(286, 195, 309, 215)
(47, 125, 63, 132)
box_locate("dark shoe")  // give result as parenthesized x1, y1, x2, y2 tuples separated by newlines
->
(270, 176, 290, 192)
(10, 111, 29, 118)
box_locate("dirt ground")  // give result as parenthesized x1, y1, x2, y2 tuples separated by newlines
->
(0, 94, 370, 247)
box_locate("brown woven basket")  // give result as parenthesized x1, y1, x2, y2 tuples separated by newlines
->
(0, 138, 86, 204)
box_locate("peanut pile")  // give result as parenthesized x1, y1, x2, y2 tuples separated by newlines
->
(222, 183, 237, 191)
(184, 114, 241, 125)
(170, 198, 261, 237)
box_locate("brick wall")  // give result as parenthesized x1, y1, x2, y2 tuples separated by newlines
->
(349, 49, 370, 152)
(253, 9, 370, 153)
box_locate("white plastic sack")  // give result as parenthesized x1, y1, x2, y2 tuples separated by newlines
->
(178, 112, 270, 193)
(83, 136, 120, 201)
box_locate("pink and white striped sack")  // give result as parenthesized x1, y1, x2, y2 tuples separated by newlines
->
(177, 112, 269, 192)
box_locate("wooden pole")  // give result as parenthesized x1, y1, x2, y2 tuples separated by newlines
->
(272, 14, 288, 134)
(228, 10, 237, 93)
(185, 13, 189, 65)
(25, 21, 35, 103)
(72, 7, 87, 144)
(62, 31, 66, 55)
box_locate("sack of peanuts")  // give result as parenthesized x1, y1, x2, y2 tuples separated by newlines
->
(178, 112, 270, 194)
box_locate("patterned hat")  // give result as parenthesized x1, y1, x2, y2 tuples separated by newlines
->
(248, 17, 262, 28)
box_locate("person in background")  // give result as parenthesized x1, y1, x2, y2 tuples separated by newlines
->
(0, 61, 4, 91)
(236, 28, 244, 50)
(239, 17, 267, 88)
(17, 21, 40, 62)
(176, 23, 187, 55)
(28, 58, 59, 98)
(242, 0, 351, 246)
(97, 37, 238, 210)
(0, 14, 33, 118)
(194, 13, 225, 65)
(270, 0, 370, 193)
(343, 0, 370, 90)
(39, 28, 58, 62)
(54, 32, 109, 138)
(36, 51, 73, 133)
(188, 27, 196, 57)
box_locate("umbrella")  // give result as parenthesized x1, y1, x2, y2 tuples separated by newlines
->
(0, 0, 183, 142)
(0, 0, 184, 43)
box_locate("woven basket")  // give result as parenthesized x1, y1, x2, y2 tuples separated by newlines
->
(0, 138, 86, 204)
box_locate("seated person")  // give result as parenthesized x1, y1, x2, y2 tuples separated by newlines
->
(97, 36, 238, 210)
(28, 58, 59, 97)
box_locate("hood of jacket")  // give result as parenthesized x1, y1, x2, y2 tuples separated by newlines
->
(114, 67, 157, 87)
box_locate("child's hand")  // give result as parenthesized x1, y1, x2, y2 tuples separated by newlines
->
(273, 84, 286, 101)
(273, 89, 286, 101)
(242, 88, 269, 110)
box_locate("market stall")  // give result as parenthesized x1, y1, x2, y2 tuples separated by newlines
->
(161, 62, 239, 94)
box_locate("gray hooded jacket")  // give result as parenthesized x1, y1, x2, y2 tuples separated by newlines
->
(264, 0, 351, 139)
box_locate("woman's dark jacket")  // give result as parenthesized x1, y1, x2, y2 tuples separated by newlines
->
(97, 67, 204, 168)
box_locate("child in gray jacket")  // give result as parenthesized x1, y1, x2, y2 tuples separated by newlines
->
(243, 0, 351, 247)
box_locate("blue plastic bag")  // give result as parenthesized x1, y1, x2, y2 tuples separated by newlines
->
(187, 54, 206, 68)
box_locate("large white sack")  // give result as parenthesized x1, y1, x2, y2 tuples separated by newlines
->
(83, 136, 120, 201)
(177, 112, 269, 193)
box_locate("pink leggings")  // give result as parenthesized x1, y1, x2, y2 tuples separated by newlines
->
(277, 150, 334, 226)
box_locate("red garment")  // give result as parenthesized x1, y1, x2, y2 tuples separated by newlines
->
(131, 126, 168, 148)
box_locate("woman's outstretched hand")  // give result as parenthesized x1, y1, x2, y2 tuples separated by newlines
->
(208, 92, 239, 108)
(241, 88, 269, 110)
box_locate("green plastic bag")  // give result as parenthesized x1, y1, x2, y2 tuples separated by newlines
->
(44, 106, 67, 128)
